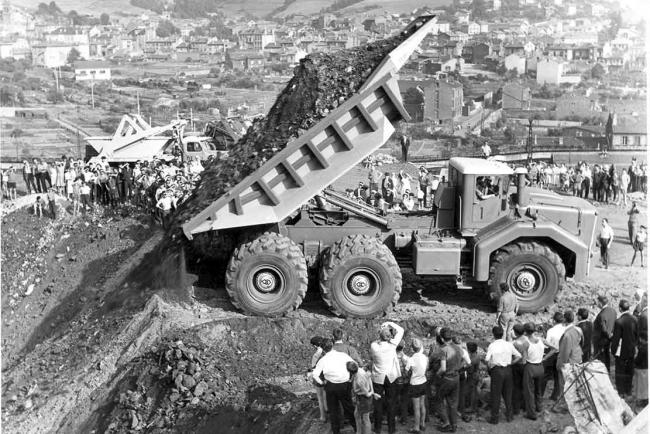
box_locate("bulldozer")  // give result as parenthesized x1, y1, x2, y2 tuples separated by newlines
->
(181, 16, 598, 318)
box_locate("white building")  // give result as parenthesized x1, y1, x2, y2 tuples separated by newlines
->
(536, 58, 563, 84)
(505, 53, 526, 75)
(74, 60, 111, 81)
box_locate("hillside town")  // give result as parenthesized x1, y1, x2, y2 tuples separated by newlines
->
(0, 1, 648, 434)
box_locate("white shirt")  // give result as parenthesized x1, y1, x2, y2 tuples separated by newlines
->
(526, 338, 545, 364)
(600, 223, 614, 241)
(312, 350, 354, 384)
(370, 322, 405, 384)
(485, 339, 521, 367)
(406, 352, 428, 386)
(546, 324, 567, 350)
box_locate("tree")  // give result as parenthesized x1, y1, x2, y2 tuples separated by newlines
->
(471, 0, 486, 19)
(100, 13, 110, 25)
(591, 63, 606, 79)
(67, 47, 81, 64)
(605, 113, 613, 151)
(68, 10, 81, 26)
(156, 20, 179, 38)
(504, 127, 515, 142)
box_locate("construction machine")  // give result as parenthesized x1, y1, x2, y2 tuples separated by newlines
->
(181, 16, 598, 318)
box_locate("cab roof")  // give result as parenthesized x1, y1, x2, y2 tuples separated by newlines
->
(449, 157, 514, 175)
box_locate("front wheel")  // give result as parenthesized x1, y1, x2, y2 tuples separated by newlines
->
(225, 233, 308, 316)
(488, 241, 565, 313)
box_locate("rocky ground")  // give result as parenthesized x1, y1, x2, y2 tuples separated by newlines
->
(0, 191, 646, 434)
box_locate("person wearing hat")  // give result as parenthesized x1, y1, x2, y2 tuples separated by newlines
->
(370, 321, 404, 434)
(612, 300, 639, 398)
(593, 294, 616, 372)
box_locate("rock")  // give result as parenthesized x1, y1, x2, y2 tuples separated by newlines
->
(55, 253, 65, 260)
(24, 284, 35, 296)
(23, 399, 33, 410)
(169, 392, 180, 403)
(182, 374, 196, 389)
(193, 381, 207, 397)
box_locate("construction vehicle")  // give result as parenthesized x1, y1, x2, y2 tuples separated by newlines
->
(85, 114, 224, 164)
(181, 16, 598, 318)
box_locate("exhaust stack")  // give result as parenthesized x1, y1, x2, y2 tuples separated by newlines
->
(514, 167, 529, 207)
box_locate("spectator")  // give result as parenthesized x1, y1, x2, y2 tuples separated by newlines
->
(620, 169, 630, 206)
(435, 327, 467, 432)
(395, 342, 410, 425)
(497, 283, 518, 341)
(64, 168, 75, 199)
(5, 166, 17, 201)
(485, 325, 521, 424)
(312, 338, 357, 434)
(369, 165, 382, 193)
(542, 312, 566, 401)
(460, 342, 481, 421)
(79, 182, 92, 214)
(348, 361, 377, 434)
(523, 322, 544, 420)
(632, 298, 648, 412)
(33, 195, 43, 218)
(22, 160, 36, 194)
(556, 310, 583, 409)
(593, 295, 617, 372)
(406, 338, 428, 434)
(332, 328, 362, 366)
(628, 202, 641, 245)
(46, 188, 57, 219)
(370, 321, 404, 434)
(631, 226, 647, 267)
(511, 323, 529, 416)
(598, 218, 614, 269)
(55, 160, 65, 193)
(309, 336, 328, 423)
(611, 300, 638, 398)
(401, 193, 415, 211)
(156, 190, 174, 229)
(72, 178, 82, 217)
(576, 308, 593, 362)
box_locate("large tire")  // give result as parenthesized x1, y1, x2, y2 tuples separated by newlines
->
(225, 232, 308, 316)
(320, 235, 402, 318)
(488, 241, 565, 313)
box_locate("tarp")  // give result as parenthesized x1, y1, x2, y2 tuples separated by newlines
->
(562, 361, 636, 434)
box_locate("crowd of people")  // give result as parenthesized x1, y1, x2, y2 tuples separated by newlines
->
(1, 155, 208, 224)
(308, 289, 648, 434)
(526, 158, 647, 205)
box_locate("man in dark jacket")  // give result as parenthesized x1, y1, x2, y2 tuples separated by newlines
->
(593, 295, 617, 372)
(611, 299, 638, 397)
(577, 308, 593, 363)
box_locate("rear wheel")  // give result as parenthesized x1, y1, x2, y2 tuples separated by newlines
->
(320, 235, 402, 318)
(488, 241, 565, 313)
(225, 233, 308, 316)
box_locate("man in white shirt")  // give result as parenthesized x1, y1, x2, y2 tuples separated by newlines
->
(485, 326, 522, 424)
(523, 322, 545, 420)
(312, 339, 357, 434)
(370, 321, 404, 434)
(599, 218, 614, 269)
(542, 312, 566, 401)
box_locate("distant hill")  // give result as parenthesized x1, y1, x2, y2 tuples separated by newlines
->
(14, 0, 451, 19)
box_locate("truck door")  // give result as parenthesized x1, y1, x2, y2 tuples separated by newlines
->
(472, 175, 504, 224)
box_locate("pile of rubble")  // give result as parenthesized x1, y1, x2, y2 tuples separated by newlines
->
(171, 31, 415, 237)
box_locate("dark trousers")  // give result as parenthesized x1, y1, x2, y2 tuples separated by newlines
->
(48, 200, 56, 219)
(512, 363, 525, 415)
(595, 341, 612, 372)
(80, 194, 92, 214)
(490, 366, 513, 421)
(395, 382, 409, 423)
(600, 238, 610, 268)
(523, 363, 543, 417)
(435, 375, 459, 428)
(373, 378, 397, 433)
(615, 357, 635, 395)
(325, 382, 356, 434)
(25, 173, 37, 193)
(542, 354, 560, 400)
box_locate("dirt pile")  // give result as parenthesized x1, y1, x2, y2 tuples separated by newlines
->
(170, 28, 419, 239)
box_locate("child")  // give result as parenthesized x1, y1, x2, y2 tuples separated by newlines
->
(47, 188, 57, 219)
(33, 195, 43, 218)
(631, 225, 647, 267)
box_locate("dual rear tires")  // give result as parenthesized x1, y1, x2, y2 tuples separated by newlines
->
(225, 233, 401, 318)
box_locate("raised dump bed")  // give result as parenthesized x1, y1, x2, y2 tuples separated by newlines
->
(182, 15, 438, 239)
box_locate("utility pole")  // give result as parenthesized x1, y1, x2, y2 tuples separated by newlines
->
(90, 71, 95, 109)
(526, 118, 534, 164)
(136, 91, 140, 116)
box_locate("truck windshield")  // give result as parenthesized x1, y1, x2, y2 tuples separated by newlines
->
(202, 140, 217, 151)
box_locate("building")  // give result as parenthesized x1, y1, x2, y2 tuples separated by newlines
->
(399, 78, 464, 123)
(462, 42, 491, 64)
(239, 27, 275, 50)
(32, 43, 82, 68)
(504, 53, 526, 75)
(555, 93, 600, 118)
(536, 58, 563, 84)
(74, 60, 111, 81)
(611, 123, 647, 150)
(502, 82, 531, 110)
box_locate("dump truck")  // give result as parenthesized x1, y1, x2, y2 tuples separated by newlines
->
(181, 16, 598, 318)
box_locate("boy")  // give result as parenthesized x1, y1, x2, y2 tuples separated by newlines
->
(33, 195, 43, 218)
(631, 225, 647, 267)
(47, 188, 57, 219)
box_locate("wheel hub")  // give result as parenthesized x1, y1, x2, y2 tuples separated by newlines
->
(515, 271, 537, 293)
(348, 274, 372, 296)
(254, 271, 277, 293)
